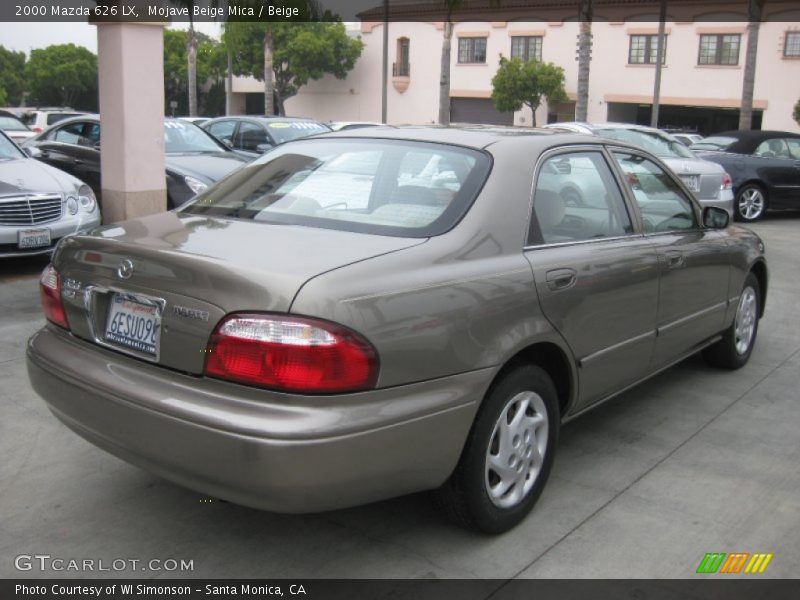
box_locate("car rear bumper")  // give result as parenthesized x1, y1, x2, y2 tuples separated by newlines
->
(27, 326, 486, 513)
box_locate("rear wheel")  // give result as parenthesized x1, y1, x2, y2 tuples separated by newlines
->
(703, 273, 760, 369)
(735, 184, 767, 222)
(433, 365, 559, 534)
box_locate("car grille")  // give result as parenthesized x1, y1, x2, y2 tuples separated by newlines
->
(0, 194, 63, 226)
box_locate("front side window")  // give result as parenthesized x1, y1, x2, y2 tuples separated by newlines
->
(510, 36, 542, 62)
(51, 122, 86, 145)
(529, 151, 633, 245)
(182, 139, 491, 238)
(628, 34, 667, 64)
(613, 152, 697, 233)
(698, 34, 740, 65)
(754, 138, 792, 159)
(207, 120, 236, 143)
(784, 31, 800, 57)
(458, 37, 487, 64)
(234, 122, 270, 152)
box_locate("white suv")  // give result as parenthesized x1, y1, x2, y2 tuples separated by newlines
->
(23, 108, 88, 134)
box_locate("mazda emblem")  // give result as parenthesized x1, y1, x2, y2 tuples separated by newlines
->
(117, 259, 134, 280)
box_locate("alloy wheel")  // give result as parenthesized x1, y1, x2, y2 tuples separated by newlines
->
(735, 286, 758, 355)
(738, 188, 765, 221)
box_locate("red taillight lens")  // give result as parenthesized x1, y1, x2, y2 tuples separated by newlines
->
(721, 173, 733, 190)
(204, 314, 379, 393)
(39, 264, 69, 329)
(33, 127, 42, 133)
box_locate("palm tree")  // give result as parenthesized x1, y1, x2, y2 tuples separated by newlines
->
(187, 19, 198, 117)
(575, 0, 593, 122)
(739, 0, 763, 130)
(438, 1, 461, 125)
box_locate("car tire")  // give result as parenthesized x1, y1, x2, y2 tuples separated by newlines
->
(734, 184, 767, 222)
(703, 273, 760, 369)
(432, 364, 559, 534)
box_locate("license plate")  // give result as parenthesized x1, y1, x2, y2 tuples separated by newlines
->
(680, 175, 700, 193)
(18, 228, 51, 249)
(104, 293, 162, 357)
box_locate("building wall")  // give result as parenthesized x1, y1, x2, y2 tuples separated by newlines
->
(272, 20, 800, 132)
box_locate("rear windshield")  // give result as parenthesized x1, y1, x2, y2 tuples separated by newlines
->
(690, 136, 737, 151)
(181, 138, 491, 238)
(265, 121, 330, 144)
(596, 128, 694, 159)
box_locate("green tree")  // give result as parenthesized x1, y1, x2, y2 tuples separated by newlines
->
(225, 22, 362, 116)
(0, 86, 7, 106)
(164, 29, 227, 116)
(491, 56, 567, 127)
(0, 45, 26, 106)
(793, 98, 800, 127)
(25, 44, 97, 109)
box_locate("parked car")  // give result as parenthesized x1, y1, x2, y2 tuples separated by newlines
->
(27, 127, 766, 533)
(0, 130, 99, 258)
(178, 117, 210, 126)
(671, 133, 704, 147)
(22, 108, 87, 133)
(329, 121, 386, 131)
(202, 116, 331, 159)
(23, 116, 248, 208)
(691, 130, 800, 222)
(0, 110, 36, 144)
(545, 122, 734, 217)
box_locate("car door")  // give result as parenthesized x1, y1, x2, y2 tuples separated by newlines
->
(610, 149, 730, 370)
(781, 138, 800, 204)
(751, 138, 797, 207)
(34, 121, 86, 179)
(523, 147, 660, 411)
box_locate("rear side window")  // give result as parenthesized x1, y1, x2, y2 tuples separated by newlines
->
(234, 122, 270, 151)
(182, 138, 491, 238)
(613, 152, 697, 233)
(50, 122, 85, 144)
(207, 120, 236, 142)
(529, 151, 633, 245)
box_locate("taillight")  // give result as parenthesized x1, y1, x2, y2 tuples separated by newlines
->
(721, 173, 732, 190)
(39, 264, 69, 329)
(204, 314, 379, 393)
(33, 127, 42, 133)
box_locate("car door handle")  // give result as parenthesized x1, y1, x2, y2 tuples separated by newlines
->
(74, 158, 84, 165)
(545, 268, 577, 291)
(664, 251, 684, 269)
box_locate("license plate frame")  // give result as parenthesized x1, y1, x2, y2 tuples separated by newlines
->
(102, 292, 164, 359)
(18, 228, 51, 249)
(680, 175, 700, 193)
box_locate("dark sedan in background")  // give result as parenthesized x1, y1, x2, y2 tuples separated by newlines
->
(692, 130, 800, 222)
(202, 116, 330, 160)
(23, 117, 248, 209)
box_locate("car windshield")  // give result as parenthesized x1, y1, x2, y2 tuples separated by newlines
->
(0, 133, 25, 159)
(264, 120, 331, 144)
(0, 116, 29, 132)
(181, 138, 491, 238)
(690, 136, 738, 151)
(164, 120, 225, 153)
(597, 128, 695, 158)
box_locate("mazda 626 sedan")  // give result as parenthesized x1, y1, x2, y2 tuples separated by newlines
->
(27, 127, 767, 533)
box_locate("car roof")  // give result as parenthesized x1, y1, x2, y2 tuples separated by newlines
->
(701, 130, 800, 153)
(206, 116, 324, 123)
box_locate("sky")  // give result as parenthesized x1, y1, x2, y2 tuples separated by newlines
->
(0, 22, 222, 55)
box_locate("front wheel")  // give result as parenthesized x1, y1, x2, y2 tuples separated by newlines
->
(433, 365, 559, 534)
(735, 184, 767, 222)
(703, 273, 760, 369)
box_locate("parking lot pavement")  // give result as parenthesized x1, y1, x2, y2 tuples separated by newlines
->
(1, 217, 798, 581)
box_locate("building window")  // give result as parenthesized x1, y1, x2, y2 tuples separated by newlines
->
(785, 32, 800, 57)
(458, 37, 487, 64)
(628, 34, 666, 64)
(510, 36, 543, 62)
(394, 37, 410, 76)
(698, 34, 741, 65)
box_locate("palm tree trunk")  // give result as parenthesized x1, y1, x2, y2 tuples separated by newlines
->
(263, 29, 275, 116)
(739, 0, 762, 131)
(187, 20, 198, 117)
(225, 47, 233, 116)
(575, 0, 592, 122)
(438, 21, 453, 125)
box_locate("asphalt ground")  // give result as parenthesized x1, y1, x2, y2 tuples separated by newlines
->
(1, 214, 798, 580)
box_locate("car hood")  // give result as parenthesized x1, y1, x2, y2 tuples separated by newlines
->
(0, 157, 75, 195)
(165, 152, 248, 183)
(661, 156, 724, 175)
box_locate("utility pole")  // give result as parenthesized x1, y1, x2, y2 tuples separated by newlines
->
(651, 0, 667, 128)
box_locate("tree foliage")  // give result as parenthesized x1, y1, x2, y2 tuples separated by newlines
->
(0, 45, 26, 106)
(163, 28, 227, 116)
(0, 86, 7, 106)
(794, 98, 800, 127)
(491, 56, 567, 126)
(24, 44, 97, 109)
(225, 22, 363, 115)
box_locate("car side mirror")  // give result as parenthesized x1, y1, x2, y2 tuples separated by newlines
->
(703, 206, 730, 229)
(256, 143, 274, 153)
(25, 146, 42, 158)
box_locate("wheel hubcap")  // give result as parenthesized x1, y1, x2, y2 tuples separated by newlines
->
(484, 391, 548, 509)
(735, 287, 757, 355)
(738, 189, 764, 220)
